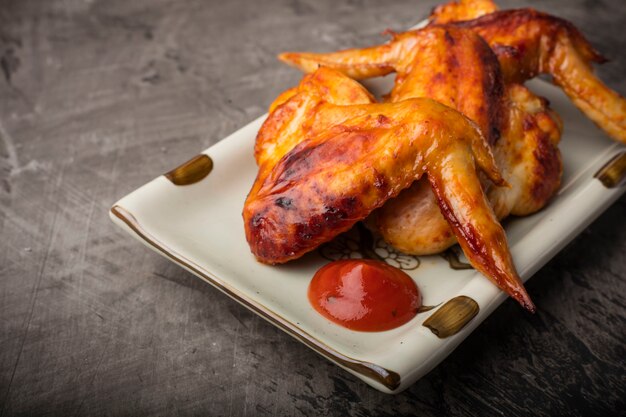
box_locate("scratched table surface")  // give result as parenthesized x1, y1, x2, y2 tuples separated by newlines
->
(1, 0, 625, 415)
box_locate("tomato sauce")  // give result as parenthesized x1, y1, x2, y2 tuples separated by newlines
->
(308, 259, 421, 332)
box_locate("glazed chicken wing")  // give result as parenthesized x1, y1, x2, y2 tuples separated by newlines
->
(279, 23, 562, 257)
(453, 9, 625, 141)
(277, 5, 625, 260)
(377, 84, 563, 254)
(279, 8, 626, 143)
(243, 68, 535, 311)
(371, 25, 563, 254)
(378, 26, 506, 145)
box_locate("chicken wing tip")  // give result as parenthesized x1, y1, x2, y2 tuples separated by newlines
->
(515, 290, 536, 313)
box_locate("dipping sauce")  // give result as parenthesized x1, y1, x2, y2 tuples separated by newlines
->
(308, 259, 421, 332)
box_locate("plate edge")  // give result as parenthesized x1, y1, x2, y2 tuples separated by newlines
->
(109, 204, 403, 393)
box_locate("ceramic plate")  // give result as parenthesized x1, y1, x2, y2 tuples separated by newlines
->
(110, 71, 626, 393)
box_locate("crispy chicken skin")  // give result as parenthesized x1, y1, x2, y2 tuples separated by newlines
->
(243, 68, 535, 311)
(429, 0, 498, 25)
(255, 68, 375, 169)
(279, 8, 626, 143)
(452, 10, 625, 141)
(279, 26, 507, 143)
(278, 25, 560, 258)
(377, 84, 563, 254)
(381, 27, 506, 146)
(372, 27, 561, 256)
(489, 85, 563, 218)
(277, 4, 623, 262)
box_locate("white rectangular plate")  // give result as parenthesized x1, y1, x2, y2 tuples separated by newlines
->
(110, 76, 625, 393)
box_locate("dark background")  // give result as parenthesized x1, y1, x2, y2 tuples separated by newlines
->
(1, 0, 624, 415)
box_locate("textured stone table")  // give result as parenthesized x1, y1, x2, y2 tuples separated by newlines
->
(1, 0, 624, 415)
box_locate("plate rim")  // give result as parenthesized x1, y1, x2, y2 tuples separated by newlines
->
(109, 204, 403, 391)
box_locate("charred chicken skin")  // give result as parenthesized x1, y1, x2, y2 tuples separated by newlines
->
(243, 67, 536, 311)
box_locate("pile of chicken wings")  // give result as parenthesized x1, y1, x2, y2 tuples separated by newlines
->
(243, 0, 626, 312)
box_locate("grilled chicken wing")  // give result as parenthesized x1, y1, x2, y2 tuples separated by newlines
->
(243, 68, 535, 311)
(278, 25, 558, 258)
(279, 8, 626, 143)
(377, 84, 563, 254)
(370, 27, 562, 256)
(453, 9, 625, 142)
(381, 27, 506, 145)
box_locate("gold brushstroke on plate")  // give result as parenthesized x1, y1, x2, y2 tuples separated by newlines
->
(440, 246, 473, 270)
(165, 154, 213, 185)
(423, 295, 479, 338)
(110, 205, 401, 391)
(594, 151, 626, 188)
(417, 304, 439, 314)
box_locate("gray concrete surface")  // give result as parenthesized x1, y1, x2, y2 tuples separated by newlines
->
(0, 0, 624, 415)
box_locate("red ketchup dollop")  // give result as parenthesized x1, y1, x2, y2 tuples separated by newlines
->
(308, 259, 421, 332)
